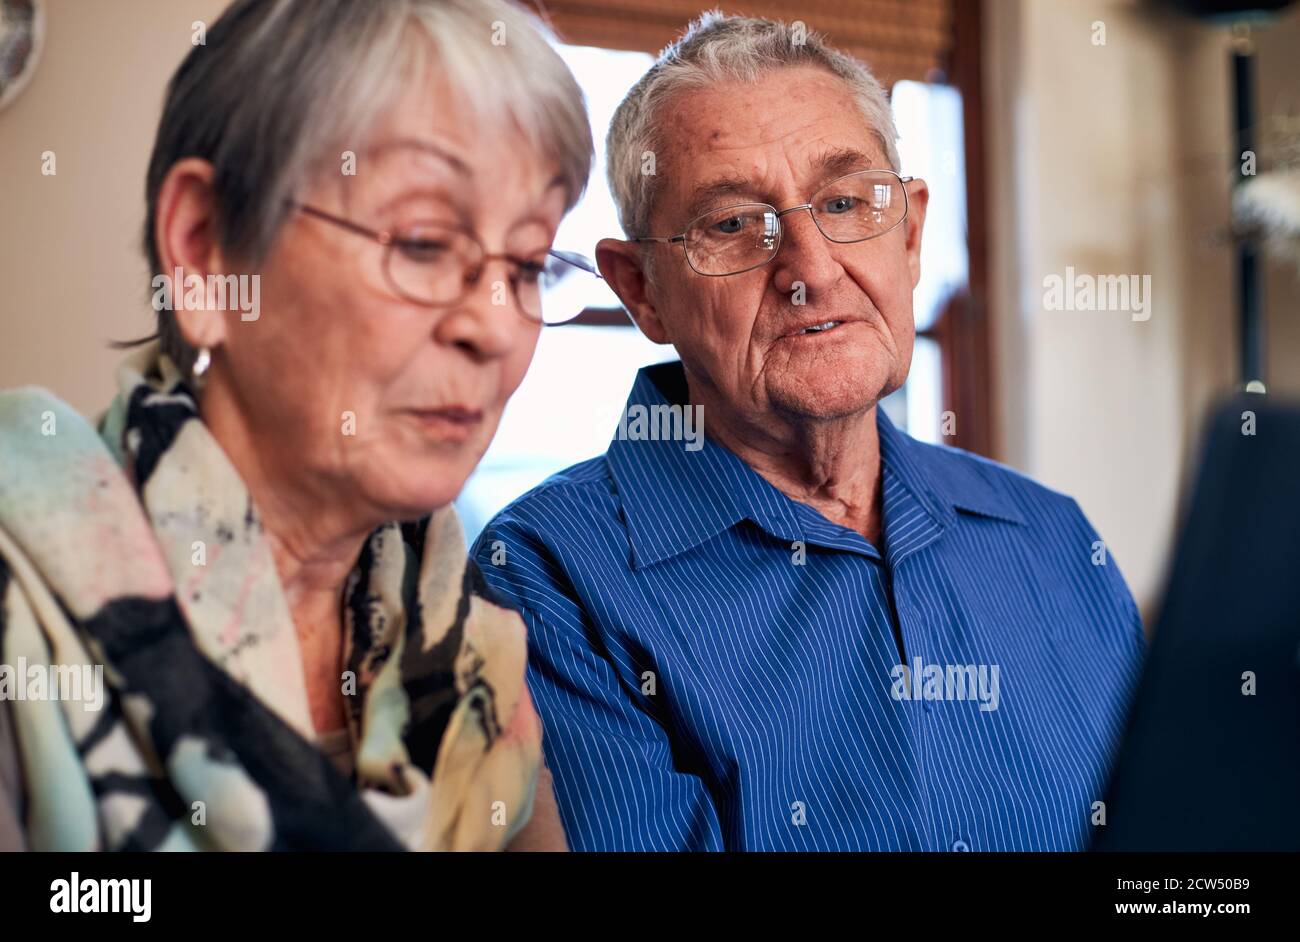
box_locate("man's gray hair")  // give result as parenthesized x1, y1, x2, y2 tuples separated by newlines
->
(143, 0, 592, 372)
(606, 11, 901, 240)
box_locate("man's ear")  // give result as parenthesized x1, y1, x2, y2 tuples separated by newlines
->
(596, 237, 670, 344)
(153, 157, 232, 351)
(903, 177, 929, 289)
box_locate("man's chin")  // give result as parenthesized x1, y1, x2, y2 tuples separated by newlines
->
(766, 369, 897, 422)
(768, 386, 883, 422)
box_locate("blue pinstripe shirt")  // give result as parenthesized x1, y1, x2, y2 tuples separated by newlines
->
(474, 362, 1145, 851)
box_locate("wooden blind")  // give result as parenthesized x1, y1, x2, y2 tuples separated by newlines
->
(530, 0, 955, 86)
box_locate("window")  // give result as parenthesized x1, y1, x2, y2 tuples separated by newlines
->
(456, 45, 661, 542)
(879, 79, 969, 444)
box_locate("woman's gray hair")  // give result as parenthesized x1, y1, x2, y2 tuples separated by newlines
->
(607, 10, 900, 240)
(143, 0, 592, 372)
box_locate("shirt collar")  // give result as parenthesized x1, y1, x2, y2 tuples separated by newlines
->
(606, 362, 1023, 570)
(873, 399, 1027, 529)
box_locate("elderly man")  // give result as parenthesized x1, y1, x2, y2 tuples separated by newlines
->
(474, 12, 1144, 851)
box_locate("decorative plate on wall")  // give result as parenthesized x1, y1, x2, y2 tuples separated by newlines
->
(0, 0, 44, 113)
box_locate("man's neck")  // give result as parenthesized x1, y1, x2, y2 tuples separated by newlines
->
(690, 386, 885, 545)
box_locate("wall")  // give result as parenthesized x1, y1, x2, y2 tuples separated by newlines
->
(985, 0, 1300, 617)
(0, 0, 227, 412)
(1254, 10, 1300, 396)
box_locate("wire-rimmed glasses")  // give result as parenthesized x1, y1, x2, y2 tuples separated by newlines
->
(634, 169, 915, 276)
(289, 202, 602, 325)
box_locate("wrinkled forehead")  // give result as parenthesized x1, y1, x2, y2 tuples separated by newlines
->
(649, 66, 888, 225)
(314, 73, 567, 224)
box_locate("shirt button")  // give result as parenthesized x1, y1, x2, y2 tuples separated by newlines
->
(952, 838, 970, 852)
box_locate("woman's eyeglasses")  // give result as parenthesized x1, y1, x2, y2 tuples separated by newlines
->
(634, 169, 914, 277)
(288, 201, 601, 325)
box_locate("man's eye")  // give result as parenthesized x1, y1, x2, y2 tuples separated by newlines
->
(821, 195, 857, 214)
(712, 215, 749, 235)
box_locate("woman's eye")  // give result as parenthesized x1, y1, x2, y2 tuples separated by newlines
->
(395, 236, 452, 262)
(515, 260, 546, 285)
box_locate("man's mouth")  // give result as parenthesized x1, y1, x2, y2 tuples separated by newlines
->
(796, 320, 842, 335)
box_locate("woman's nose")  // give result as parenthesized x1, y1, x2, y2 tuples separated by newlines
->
(433, 261, 530, 358)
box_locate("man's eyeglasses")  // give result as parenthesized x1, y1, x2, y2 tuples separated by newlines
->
(634, 169, 915, 277)
(288, 202, 601, 325)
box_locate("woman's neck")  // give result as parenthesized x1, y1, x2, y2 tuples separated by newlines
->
(199, 381, 374, 734)
(265, 525, 358, 736)
(259, 501, 370, 737)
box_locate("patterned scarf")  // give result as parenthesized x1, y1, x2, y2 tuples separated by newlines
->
(0, 344, 540, 850)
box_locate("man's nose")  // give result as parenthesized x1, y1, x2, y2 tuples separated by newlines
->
(769, 208, 842, 296)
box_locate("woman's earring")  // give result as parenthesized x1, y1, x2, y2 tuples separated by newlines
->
(192, 346, 211, 380)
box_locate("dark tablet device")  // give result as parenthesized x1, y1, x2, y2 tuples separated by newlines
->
(1093, 395, 1300, 851)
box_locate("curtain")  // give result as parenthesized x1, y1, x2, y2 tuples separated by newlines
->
(531, 0, 956, 85)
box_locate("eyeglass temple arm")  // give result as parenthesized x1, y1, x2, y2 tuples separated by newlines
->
(289, 201, 390, 244)
(548, 249, 603, 279)
(632, 235, 686, 245)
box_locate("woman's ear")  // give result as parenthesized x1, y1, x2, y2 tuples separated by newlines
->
(153, 157, 232, 352)
(595, 238, 670, 344)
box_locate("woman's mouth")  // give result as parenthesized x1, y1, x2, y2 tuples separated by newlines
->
(404, 407, 484, 442)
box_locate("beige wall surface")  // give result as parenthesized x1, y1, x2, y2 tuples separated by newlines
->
(1255, 13, 1300, 398)
(985, 0, 1300, 617)
(1, 0, 227, 412)
(2, 0, 1298, 617)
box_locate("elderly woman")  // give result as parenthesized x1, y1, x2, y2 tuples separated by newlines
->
(0, 0, 592, 851)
